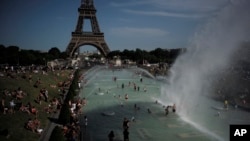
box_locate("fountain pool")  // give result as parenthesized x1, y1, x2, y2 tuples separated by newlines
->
(78, 66, 250, 141)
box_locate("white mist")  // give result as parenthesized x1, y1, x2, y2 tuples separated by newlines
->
(160, 0, 250, 140)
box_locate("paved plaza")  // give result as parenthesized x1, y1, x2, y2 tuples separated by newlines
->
(78, 66, 250, 141)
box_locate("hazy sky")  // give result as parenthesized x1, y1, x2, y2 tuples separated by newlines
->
(0, 0, 235, 52)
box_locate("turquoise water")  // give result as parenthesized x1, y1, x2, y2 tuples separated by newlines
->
(79, 66, 250, 141)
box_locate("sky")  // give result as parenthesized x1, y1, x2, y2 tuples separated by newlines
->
(0, 0, 239, 52)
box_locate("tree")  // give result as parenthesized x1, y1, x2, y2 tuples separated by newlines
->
(121, 49, 136, 61)
(6, 46, 20, 65)
(150, 48, 170, 63)
(107, 50, 121, 59)
(89, 53, 102, 60)
(58, 104, 71, 125)
(59, 51, 68, 59)
(48, 47, 61, 59)
(0, 45, 7, 64)
(19, 50, 36, 65)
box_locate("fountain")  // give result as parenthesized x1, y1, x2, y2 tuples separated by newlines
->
(79, 65, 242, 141)
(160, 1, 250, 141)
(76, 1, 250, 141)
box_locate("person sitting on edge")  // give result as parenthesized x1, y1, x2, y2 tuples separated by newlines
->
(172, 104, 176, 113)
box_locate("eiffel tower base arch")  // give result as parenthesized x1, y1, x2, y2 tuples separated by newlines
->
(66, 33, 110, 57)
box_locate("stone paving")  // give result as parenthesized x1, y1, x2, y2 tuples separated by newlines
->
(78, 66, 250, 141)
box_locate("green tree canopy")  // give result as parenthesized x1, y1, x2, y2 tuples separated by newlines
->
(48, 47, 61, 59)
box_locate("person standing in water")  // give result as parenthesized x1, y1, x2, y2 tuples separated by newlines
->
(108, 130, 115, 141)
(123, 129, 129, 141)
(172, 104, 176, 113)
(165, 106, 169, 115)
(224, 100, 228, 109)
(122, 83, 124, 89)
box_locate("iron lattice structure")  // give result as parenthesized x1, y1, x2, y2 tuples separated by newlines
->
(66, 0, 110, 57)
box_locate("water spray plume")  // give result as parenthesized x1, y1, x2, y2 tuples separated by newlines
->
(161, 0, 250, 140)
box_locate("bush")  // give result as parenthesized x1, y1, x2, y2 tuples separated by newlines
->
(49, 126, 66, 141)
(58, 69, 81, 124)
(58, 103, 71, 125)
(64, 70, 80, 103)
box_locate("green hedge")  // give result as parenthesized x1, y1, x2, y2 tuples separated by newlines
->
(58, 103, 71, 125)
(49, 126, 66, 141)
(64, 70, 80, 103)
(58, 69, 81, 125)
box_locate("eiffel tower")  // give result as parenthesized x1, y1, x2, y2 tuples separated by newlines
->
(66, 0, 110, 57)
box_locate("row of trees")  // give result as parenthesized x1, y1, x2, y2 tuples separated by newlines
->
(0, 45, 66, 66)
(106, 48, 185, 64)
(0, 44, 184, 66)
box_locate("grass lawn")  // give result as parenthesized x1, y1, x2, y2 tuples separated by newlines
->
(0, 69, 73, 141)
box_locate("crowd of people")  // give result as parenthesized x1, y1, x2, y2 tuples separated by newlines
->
(105, 70, 177, 141)
(211, 66, 250, 110)
(5, 66, 179, 140)
(55, 73, 88, 141)
(0, 65, 74, 138)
